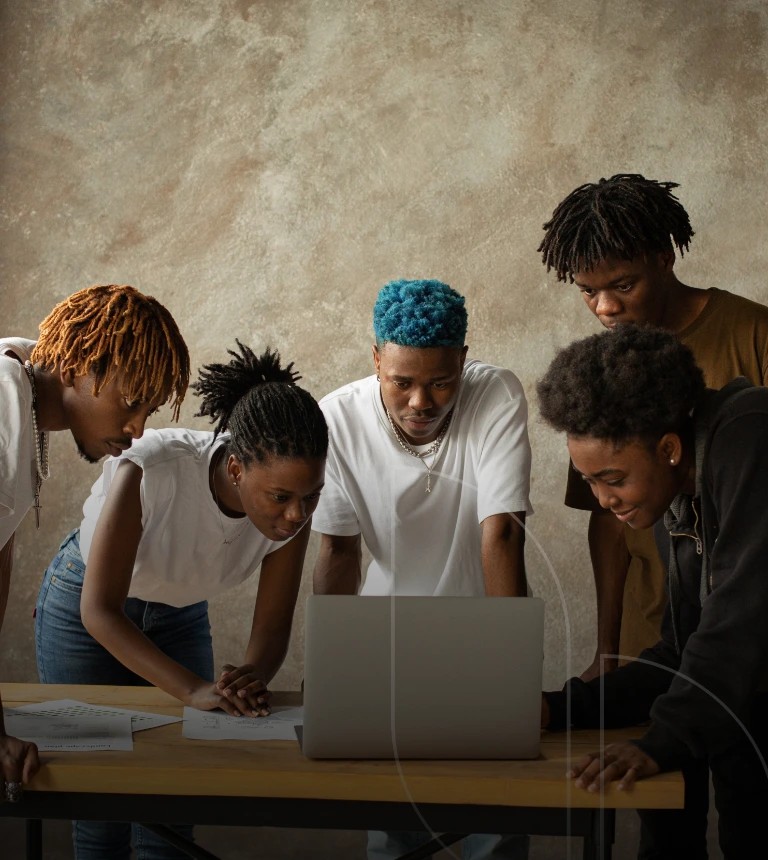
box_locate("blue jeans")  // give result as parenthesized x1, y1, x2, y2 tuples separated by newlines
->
(35, 530, 214, 860)
(368, 832, 529, 859)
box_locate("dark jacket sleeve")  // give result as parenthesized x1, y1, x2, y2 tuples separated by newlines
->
(544, 619, 682, 734)
(635, 404, 768, 769)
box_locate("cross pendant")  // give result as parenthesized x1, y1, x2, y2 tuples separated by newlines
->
(425, 473, 432, 494)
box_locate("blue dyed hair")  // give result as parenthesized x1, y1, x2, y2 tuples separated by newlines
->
(373, 279, 467, 348)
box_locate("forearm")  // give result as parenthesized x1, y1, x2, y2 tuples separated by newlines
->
(481, 513, 526, 596)
(545, 641, 679, 732)
(83, 608, 206, 703)
(313, 535, 362, 595)
(244, 625, 291, 684)
(589, 511, 631, 659)
(0, 534, 14, 629)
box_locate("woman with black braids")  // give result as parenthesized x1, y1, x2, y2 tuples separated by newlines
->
(35, 341, 327, 860)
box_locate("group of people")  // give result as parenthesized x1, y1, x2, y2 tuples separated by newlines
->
(1, 172, 766, 860)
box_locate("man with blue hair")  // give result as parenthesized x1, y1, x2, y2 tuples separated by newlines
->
(313, 279, 532, 860)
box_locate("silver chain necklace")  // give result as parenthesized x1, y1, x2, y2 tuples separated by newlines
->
(385, 409, 453, 494)
(23, 362, 50, 528)
(210, 447, 248, 546)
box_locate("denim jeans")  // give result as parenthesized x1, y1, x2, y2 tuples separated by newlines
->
(367, 832, 529, 859)
(35, 530, 214, 860)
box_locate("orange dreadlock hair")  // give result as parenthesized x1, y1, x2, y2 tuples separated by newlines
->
(31, 285, 190, 420)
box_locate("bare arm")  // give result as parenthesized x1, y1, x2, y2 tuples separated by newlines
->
(80, 462, 243, 715)
(0, 534, 13, 630)
(0, 533, 39, 783)
(217, 523, 310, 711)
(313, 533, 362, 595)
(581, 510, 631, 681)
(481, 512, 527, 597)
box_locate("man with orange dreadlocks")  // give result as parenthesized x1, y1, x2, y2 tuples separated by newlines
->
(0, 284, 189, 799)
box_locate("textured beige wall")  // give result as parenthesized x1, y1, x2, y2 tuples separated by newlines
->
(2, 0, 768, 695)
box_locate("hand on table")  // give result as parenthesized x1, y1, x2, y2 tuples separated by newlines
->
(216, 663, 272, 717)
(568, 742, 659, 792)
(0, 733, 39, 801)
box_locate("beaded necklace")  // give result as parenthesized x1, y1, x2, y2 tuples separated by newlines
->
(23, 362, 50, 528)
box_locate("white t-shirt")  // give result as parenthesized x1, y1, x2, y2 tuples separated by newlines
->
(0, 344, 36, 548)
(79, 428, 293, 607)
(312, 360, 532, 596)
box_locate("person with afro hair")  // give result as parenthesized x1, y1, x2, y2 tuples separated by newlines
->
(313, 278, 532, 860)
(539, 174, 768, 859)
(537, 323, 768, 860)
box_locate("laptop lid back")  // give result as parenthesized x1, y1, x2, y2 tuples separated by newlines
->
(302, 595, 544, 759)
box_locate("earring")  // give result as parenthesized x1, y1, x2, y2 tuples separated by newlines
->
(376, 375, 380, 382)
(669, 459, 676, 466)
(233, 481, 239, 487)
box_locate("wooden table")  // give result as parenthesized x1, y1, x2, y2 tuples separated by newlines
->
(0, 683, 683, 860)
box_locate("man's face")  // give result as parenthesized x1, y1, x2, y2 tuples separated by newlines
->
(567, 434, 684, 531)
(373, 343, 467, 446)
(573, 251, 675, 328)
(62, 370, 161, 463)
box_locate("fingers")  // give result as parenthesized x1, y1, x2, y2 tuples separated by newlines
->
(216, 665, 271, 716)
(21, 743, 40, 784)
(0, 736, 39, 792)
(618, 765, 639, 791)
(568, 743, 658, 792)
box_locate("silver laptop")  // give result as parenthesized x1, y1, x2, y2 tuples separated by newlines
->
(300, 595, 544, 760)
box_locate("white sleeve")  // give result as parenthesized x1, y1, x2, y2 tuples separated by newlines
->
(0, 361, 31, 518)
(310, 442, 361, 536)
(475, 371, 533, 523)
(0, 339, 36, 363)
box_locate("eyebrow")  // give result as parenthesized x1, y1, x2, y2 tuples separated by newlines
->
(269, 483, 325, 494)
(575, 273, 637, 288)
(390, 373, 455, 382)
(580, 468, 622, 480)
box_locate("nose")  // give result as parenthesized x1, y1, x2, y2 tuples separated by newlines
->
(594, 485, 619, 511)
(408, 387, 432, 412)
(285, 499, 307, 523)
(124, 409, 150, 440)
(595, 291, 622, 318)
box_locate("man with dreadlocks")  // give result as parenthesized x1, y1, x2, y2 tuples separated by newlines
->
(313, 279, 532, 860)
(539, 174, 768, 859)
(0, 284, 189, 801)
(36, 340, 326, 859)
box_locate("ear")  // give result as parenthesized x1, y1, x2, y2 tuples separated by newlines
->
(656, 432, 683, 466)
(657, 249, 676, 272)
(459, 345, 468, 370)
(60, 367, 77, 389)
(227, 454, 243, 486)
(372, 344, 381, 377)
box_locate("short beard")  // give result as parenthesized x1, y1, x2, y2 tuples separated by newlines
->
(75, 439, 100, 465)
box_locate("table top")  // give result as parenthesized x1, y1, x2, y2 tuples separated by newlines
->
(2, 683, 683, 810)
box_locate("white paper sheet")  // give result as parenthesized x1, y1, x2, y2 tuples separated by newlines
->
(14, 698, 182, 732)
(182, 705, 303, 741)
(3, 708, 134, 751)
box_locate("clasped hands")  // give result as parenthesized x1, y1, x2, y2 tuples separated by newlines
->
(190, 664, 272, 717)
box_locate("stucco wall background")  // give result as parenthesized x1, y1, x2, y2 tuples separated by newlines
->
(2, 0, 768, 698)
